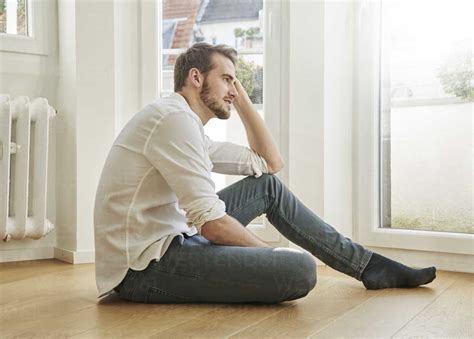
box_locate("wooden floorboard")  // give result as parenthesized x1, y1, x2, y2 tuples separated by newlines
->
(0, 259, 472, 338)
(307, 271, 458, 338)
(392, 272, 473, 338)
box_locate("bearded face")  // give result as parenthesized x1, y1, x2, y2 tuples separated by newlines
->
(199, 78, 231, 120)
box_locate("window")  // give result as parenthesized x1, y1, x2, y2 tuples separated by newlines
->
(156, 0, 285, 240)
(0, 0, 49, 55)
(0, 0, 28, 36)
(159, 0, 266, 191)
(380, 1, 473, 235)
(354, 1, 473, 256)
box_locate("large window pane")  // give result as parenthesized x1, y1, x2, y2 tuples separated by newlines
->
(380, 0, 473, 234)
(0, 0, 28, 36)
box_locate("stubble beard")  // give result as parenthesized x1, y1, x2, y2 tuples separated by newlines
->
(200, 80, 230, 120)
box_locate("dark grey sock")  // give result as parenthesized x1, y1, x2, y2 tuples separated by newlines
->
(361, 253, 437, 290)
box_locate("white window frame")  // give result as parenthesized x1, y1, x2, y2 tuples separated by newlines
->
(251, 0, 286, 243)
(353, 1, 473, 256)
(0, 0, 50, 55)
(139, 0, 288, 245)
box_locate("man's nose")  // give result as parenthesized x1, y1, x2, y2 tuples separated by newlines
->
(229, 83, 238, 98)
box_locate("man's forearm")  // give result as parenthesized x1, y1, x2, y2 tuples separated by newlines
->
(233, 95, 284, 173)
(201, 215, 271, 248)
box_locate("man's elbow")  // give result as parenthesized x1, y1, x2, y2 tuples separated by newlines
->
(200, 217, 224, 243)
(267, 158, 285, 174)
(201, 224, 217, 242)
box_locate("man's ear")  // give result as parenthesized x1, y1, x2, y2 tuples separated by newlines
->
(188, 68, 204, 88)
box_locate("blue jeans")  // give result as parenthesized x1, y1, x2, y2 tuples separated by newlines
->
(114, 174, 373, 303)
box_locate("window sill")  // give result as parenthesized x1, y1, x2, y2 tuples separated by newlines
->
(0, 33, 48, 56)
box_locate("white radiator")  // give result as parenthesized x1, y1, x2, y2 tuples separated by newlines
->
(0, 95, 56, 241)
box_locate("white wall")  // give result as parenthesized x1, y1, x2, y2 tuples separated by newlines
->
(55, 0, 118, 262)
(288, 1, 354, 239)
(54, 0, 142, 263)
(322, 2, 354, 237)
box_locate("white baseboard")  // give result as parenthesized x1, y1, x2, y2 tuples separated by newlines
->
(54, 247, 95, 264)
(0, 247, 54, 263)
(0, 247, 95, 264)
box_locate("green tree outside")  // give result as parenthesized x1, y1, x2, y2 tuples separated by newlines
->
(235, 57, 257, 98)
(0, 0, 27, 35)
(437, 52, 473, 101)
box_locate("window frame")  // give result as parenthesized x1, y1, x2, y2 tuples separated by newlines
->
(353, 0, 473, 256)
(0, 0, 50, 55)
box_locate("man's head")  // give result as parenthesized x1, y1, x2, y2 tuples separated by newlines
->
(174, 43, 238, 120)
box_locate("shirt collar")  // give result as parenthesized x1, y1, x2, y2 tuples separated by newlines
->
(168, 92, 202, 125)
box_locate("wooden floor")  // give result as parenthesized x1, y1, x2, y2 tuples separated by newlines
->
(0, 259, 472, 338)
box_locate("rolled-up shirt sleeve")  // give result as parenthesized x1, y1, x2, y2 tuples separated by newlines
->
(204, 136, 268, 177)
(143, 112, 226, 233)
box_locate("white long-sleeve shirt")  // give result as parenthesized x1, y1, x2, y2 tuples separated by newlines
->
(94, 93, 268, 296)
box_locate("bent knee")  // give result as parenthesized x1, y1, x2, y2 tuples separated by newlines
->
(296, 252, 317, 294)
(270, 249, 317, 302)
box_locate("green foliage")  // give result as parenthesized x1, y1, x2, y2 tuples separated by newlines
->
(245, 27, 260, 38)
(0, 0, 27, 34)
(391, 215, 472, 234)
(0, 1, 6, 33)
(17, 0, 26, 35)
(392, 216, 423, 228)
(233, 28, 244, 38)
(437, 52, 474, 101)
(233, 27, 261, 39)
(235, 57, 256, 97)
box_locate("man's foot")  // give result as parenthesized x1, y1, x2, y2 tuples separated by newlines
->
(361, 253, 436, 290)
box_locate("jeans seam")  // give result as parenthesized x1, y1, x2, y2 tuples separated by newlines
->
(147, 286, 190, 301)
(152, 266, 268, 288)
(273, 204, 360, 272)
(356, 250, 374, 280)
(152, 266, 204, 279)
(151, 268, 264, 292)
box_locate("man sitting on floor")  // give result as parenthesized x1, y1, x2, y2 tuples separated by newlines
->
(94, 43, 436, 303)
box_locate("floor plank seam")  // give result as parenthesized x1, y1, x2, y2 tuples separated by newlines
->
(145, 305, 237, 338)
(221, 306, 289, 338)
(305, 290, 384, 338)
(223, 277, 344, 338)
(389, 275, 461, 339)
(0, 267, 80, 285)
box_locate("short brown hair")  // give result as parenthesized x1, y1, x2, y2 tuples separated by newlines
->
(174, 43, 237, 92)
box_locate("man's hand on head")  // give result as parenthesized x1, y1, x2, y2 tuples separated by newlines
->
(230, 78, 285, 174)
(232, 78, 253, 109)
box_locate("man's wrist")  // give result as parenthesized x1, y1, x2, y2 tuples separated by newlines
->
(201, 215, 270, 248)
(233, 95, 253, 112)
